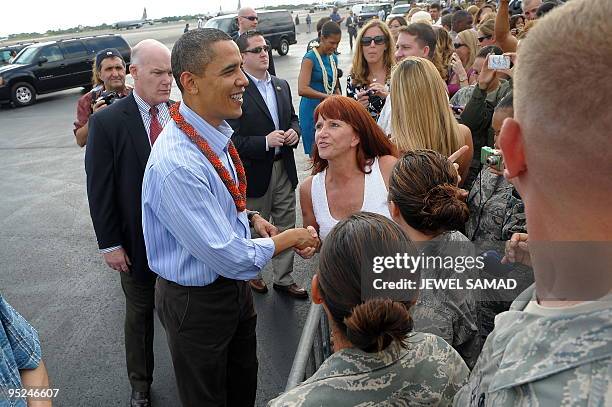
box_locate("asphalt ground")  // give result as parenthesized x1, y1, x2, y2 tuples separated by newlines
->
(0, 10, 357, 407)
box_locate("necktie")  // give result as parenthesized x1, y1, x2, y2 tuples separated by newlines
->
(149, 106, 162, 145)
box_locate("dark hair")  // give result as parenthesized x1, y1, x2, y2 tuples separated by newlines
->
(388, 150, 469, 235)
(441, 8, 451, 17)
(318, 212, 416, 353)
(171, 28, 231, 92)
(388, 16, 408, 27)
(477, 44, 503, 58)
(537, 1, 561, 18)
(235, 30, 264, 53)
(451, 10, 472, 32)
(495, 92, 513, 112)
(509, 14, 525, 30)
(321, 21, 342, 38)
(429, 3, 441, 11)
(311, 96, 398, 175)
(398, 23, 437, 59)
(316, 17, 332, 35)
(440, 14, 453, 29)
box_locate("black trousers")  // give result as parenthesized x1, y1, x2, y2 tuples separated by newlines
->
(120, 271, 156, 392)
(155, 276, 258, 407)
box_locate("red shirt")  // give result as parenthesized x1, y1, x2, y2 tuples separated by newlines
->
(73, 87, 131, 135)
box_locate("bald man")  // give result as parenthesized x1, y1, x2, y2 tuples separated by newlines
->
(522, 0, 542, 20)
(234, 6, 276, 76)
(453, 0, 612, 405)
(85, 39, 173, 407)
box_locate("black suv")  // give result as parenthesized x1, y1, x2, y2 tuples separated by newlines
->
(0, 34, 130, 107)
(357, 3, 393, 27)
(0, 43, 36, 66)
(205, 10, 297, 56)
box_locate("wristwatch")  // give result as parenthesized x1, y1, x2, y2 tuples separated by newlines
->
(247, 210, 260, 225)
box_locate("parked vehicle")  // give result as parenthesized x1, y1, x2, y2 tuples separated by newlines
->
(386, 4, 411, 22)
(356, 3, 392, 27)
(204, 10, 297, 56)
(0, 35, 130, 107)
(0, 43, 35, 66)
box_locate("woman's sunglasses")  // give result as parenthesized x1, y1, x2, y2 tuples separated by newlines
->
(360, 35, 386, 46)
(454, 43, 467, 49)
(478, 35, 492, 43)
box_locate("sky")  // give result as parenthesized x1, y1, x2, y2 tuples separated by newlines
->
(1, 0, 314, 37)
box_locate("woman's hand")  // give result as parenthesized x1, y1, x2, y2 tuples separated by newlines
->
(355, 89, 370, 108)
(450, 52, 467, 78)
(368, 81, 389, 99)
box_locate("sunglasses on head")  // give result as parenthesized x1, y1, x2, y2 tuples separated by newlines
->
(360, 35, 386, 46)
(241, 16, 258, 21)
(454, 43, 467, 49)
(244, 45, 270, 54)
(478, 35, 492, 42)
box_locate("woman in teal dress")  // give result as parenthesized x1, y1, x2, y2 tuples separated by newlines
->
(298, 21, 342, 157)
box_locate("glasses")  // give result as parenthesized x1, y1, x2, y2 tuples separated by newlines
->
(360, 35, 386, 46)
(240, 16, 258, 21)
(453, 43, 467, 49)
(478, 35, 492, 43)
(244, 45, 270, 54)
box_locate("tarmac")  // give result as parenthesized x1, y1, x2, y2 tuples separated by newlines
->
(0, 10, 357, 407)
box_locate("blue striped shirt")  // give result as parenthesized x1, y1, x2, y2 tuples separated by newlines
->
(141, 102, 275, 286)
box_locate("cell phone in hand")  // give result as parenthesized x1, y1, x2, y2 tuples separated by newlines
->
(489, 55, 511, 70)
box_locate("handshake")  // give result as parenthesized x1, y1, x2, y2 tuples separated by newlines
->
(251, 214, 320, 259)
(266, 129, 300, 148)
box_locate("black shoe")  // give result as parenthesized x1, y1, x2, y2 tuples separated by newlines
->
(131, 390, 151, 407)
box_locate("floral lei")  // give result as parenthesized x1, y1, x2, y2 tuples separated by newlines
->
(170, 102, 247, 212)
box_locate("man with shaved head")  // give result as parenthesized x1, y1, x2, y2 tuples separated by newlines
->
(522, 0, 543, 20)
(453, 0, 612, 405)
(85, 39, 173, 407)
(235, 6, 276, 75)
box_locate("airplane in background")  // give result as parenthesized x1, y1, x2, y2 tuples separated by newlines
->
(114, 8, 152, 30)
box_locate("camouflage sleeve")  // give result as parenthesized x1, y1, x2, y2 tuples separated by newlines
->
(439, 338, 470, 407)
(501, 199, 527, 240)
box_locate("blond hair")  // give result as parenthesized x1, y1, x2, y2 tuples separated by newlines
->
(467, 5, 479, 17)
(477, 18, 495, 37)
(433, 27, 453, 81)
(457, 29, 479, 70)
(350, 19, 396, 86)
(390, 57, 463, 157)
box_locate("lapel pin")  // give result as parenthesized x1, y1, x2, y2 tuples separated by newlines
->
(276, 86, 282, 91)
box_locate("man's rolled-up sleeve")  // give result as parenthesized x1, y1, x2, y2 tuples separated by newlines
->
(154, 166, 275, 280)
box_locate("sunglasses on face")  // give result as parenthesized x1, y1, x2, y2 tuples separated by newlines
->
(454, 43, 467, 49)
(244, 45, 270, 54)
(240, 16, 258, 21)
(478, 35, 492, 42)
(360, 35, 386, 46)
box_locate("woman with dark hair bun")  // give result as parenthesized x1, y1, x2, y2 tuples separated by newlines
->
(388, 149, 480, 368)
(269, 212, 469, 406)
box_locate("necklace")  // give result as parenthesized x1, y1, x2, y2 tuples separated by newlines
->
(169, 102, 247, 212)
(313, 47, 337, 95)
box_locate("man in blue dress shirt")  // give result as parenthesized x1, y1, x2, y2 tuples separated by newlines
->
(141, 28, 319, 407)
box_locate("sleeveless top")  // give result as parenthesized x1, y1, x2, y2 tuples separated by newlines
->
(311, 157, 391, 240)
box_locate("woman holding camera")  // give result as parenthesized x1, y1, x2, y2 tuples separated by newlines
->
(300, 96, 398, 241)
(269, 212, 469, 406)
(388, 149, 480, 368)
(299, 21, 342, 157)
(390, 57, 473, 185)
(346, 20, 395, 122)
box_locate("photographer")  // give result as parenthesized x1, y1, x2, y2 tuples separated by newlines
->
(73, 48, 131, 147)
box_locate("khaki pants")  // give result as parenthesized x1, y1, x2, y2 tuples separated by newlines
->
(248, 160, 296, 286)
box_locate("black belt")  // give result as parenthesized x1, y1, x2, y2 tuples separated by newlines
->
(273, 154, 283, 161)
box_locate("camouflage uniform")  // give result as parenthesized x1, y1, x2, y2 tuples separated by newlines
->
(412, 231, 481, 369)
(453, 284, 612, 406)
(269, 333, 469, 407)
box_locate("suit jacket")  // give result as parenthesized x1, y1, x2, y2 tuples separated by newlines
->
(228, 74, 300, 198)
(85, 93, 156, 281)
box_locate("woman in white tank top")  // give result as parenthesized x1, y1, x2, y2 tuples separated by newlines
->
(300, 96, 399, 241)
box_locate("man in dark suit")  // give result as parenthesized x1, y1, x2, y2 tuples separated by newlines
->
(233, 6, 276, 76)
(85, 39, 173, 407)
(229, 31, 307, 299)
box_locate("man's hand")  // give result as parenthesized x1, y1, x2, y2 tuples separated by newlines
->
(252, 214, 279, 237)
(294, 226, 319, 259)
(502, 233, 531, 266)
(92, 99, 108, 113)
(266, 130, 285, 148)
(103, 248, 131, 272)
(478, 54, 496, 91)
(498, 52, 517, 78)
(283, 128, 299, 146)
(293, 227, 320, 250)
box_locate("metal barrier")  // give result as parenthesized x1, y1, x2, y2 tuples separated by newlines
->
(285, 303, 332, 391)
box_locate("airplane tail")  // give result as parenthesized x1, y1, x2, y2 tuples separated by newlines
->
(141, 7, 147, 21)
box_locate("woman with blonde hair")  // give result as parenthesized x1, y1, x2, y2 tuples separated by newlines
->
(477, 18, 497, 47)
(447, 29, 479, 97)
(390, 57, 473, 184)
(432, 26, 454, 82)
(346, 19, 395, 121)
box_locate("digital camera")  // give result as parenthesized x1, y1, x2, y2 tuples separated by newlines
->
(481, 146, 504, 171)
(95, 90, 125, 106)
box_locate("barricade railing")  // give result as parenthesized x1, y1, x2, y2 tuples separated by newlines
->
(284, 303, 332, 391)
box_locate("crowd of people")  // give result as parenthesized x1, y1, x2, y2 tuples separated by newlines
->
(2, 0, 610, 406)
